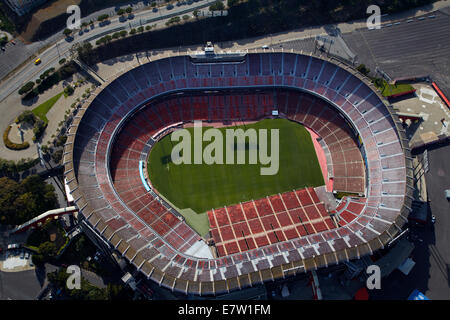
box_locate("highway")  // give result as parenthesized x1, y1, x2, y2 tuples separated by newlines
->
(0, 0, 220, 103)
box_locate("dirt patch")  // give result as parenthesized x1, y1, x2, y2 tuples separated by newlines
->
(20, 0, 81, 42)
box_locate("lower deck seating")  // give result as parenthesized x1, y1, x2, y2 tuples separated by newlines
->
(208, 187, 336, 257)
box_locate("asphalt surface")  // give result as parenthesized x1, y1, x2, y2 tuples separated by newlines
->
(0, 0, 219, 102)
(0, 268, 44, 300)
(343, 9, 450, 96)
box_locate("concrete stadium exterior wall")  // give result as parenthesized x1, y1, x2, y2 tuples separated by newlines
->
(63, 50, 413, 296)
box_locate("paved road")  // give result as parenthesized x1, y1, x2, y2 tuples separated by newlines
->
(0, 0, 219, 103)
(0, 269, 43, 300)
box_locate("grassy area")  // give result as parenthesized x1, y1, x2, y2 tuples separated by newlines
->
(335, 191, 360, 200)
(148, 119, 324, 218)
(32, 92, 63, 124)
(374, 80, 414, 97)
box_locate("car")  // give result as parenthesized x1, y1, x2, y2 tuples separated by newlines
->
(261, 45, 269, 49)
(34, 58, 41, 65)
(152, 7, 158, 12)
(20, 251, 25, 259)
(25, 252, 30, 259)
(445, 189, 450, 199)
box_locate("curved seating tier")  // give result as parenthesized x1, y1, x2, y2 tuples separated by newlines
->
(65, 52, 412, 296)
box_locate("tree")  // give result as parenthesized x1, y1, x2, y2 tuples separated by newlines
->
(209, 1, 225, 11)
(182, 15, 190, 21)
(374, 77, 384, 88)
(227, 0, 239, 7)
(97, 14, 109, 22)
(52, 149, 63, 163)
(17, 111, 36, 125)
(64, 85, 74, 96)
(125, 7, 133, 14)
(0, 177, 21, 223)
(117, 8, 125, 16)
(356, 64, 370, 76)
(18, 81, 35, 95)
(31, 254, 45, 266)
(38, 241, 58, 259)
(63, 28, 72, 36)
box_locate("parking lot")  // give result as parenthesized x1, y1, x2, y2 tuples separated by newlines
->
(343, 9, 450, 96)
(0, 247, 34, 272)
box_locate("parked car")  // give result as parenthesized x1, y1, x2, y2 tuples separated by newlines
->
(20, 251, 25, 259)
(25, 252, 30, 259)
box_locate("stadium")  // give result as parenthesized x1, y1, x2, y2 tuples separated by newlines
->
(64, 48, 414, 296)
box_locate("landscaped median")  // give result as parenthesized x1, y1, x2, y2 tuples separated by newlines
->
(32, 91, 63, 124)
(3, 125, 30, 150)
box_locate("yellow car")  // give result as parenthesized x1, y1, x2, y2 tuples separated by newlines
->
(34, 58, 41, 65)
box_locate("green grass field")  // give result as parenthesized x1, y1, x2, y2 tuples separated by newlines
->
(148, 119, 324, 222)
(32, 92, 63, 124)
(374, 80, 414, 97)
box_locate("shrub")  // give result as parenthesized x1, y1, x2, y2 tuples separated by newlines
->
(3, 126, 30, 150)
(63, 28, 72, 36)
(64, 85, 74, 96)
(137, 26, 144, 33)
(145, 25, 151, 31)
(18, 81, 35, 95)
(125, 6, 133, 14)
(130, 28, 136, 35)
(52, 149, 63, 163)
(117, 8, 125, 15)
(59, 58, 67, 65)
(97, 14, 109, 22)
